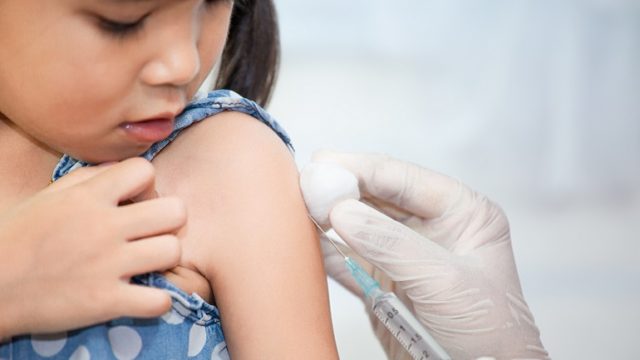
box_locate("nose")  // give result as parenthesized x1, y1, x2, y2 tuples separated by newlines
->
(140, 23, 201, 87)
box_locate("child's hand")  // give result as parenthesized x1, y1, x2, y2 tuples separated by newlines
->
(0, 157, 186, 339)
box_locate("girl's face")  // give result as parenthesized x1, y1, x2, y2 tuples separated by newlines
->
(0, 0, 233, 163)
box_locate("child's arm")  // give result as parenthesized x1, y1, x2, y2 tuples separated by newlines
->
(153, 112, 339, 359)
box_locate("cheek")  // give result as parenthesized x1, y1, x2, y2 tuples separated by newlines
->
(189, 12, 232, 94)
(39, 25, 139, 114)
(0, 15, 142, 158)
(1, 16, 136, 126)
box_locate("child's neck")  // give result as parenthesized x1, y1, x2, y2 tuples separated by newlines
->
(0, 117, 62, 210)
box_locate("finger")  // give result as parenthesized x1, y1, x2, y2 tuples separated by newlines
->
(361, 197, 415, 224)
(130, 189, 159, 203)
(117, 197, 187, 239)
(128, 185, 159, 204)
(119, 235, 182, 277)
(115, 285, 173, 318)
(330, 199, 450, 282)
(312, 150, 465, 219)
(83, 157, 156, 204)
(45, 162, 117, 193)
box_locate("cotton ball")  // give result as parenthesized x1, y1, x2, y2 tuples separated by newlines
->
(300, 162, 360, 228)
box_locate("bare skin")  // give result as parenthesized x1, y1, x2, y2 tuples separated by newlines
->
(0, 0, 338, 357)
(152, 111, 338, 358)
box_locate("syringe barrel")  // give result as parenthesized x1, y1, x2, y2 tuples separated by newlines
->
(370, 292, 451, 360)
(343, 257, 450, 359)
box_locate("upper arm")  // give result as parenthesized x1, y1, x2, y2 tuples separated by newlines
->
(152, 111, 338, 359)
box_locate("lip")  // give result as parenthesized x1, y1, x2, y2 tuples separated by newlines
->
(119, 113, 176, 143)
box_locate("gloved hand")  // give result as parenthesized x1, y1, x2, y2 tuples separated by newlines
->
(309, 150, 549, 360)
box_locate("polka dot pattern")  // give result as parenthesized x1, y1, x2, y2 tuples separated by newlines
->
(211, 342, 230, 360)
(69, 345, 91, 360)
(161, 308, 186, 325)
(187, 324, 207, 357)
(108, 326, 143, 360)
(31, 332, 67, 357)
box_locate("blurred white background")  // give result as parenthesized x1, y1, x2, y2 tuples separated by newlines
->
(267, 0, 640, 359)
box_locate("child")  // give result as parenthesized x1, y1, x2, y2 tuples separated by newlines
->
(0, 0, 338, 358)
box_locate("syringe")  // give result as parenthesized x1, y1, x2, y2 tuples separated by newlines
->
(310, 217, 451, 360)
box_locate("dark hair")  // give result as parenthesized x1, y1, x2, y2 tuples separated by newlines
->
(215, 0, 280, 108)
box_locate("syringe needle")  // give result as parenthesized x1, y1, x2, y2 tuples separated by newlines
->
(307, 215, 349, 259)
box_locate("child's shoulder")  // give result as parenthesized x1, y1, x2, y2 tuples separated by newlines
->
(150, 95, 301, 281)
(143, 90, 292, 162)
(151, 99, 296, 194)
(150, 90, 295, 192)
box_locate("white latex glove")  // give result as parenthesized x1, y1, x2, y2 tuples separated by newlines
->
(310, 150, 549, 360)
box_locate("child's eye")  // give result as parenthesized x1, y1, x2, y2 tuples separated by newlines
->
(98, 13, 151, 39)
(97, 0, 228, 40)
